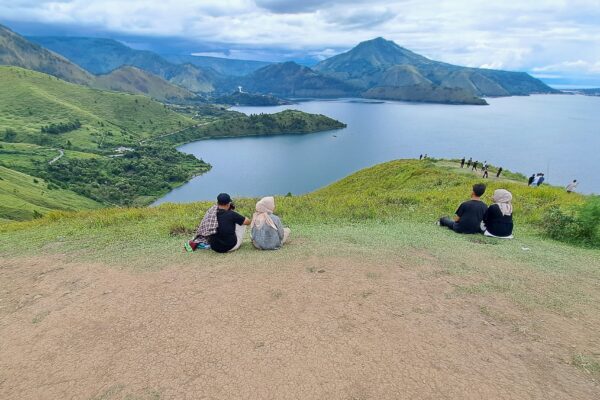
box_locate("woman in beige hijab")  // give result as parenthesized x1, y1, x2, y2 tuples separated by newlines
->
(250, 196, 291, 250)
(482, 189, 514, 238)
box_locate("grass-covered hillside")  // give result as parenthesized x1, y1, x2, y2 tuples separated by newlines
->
(0, 24, 93, 86)
(162, 109, 347, 144)
(93, 66, 196, 102)
(0, 66, 347, 219)
(2, 166, 599, 399)
(1, 159, 594, 243)
(0, 165, 101, 222)
(0, 66, 195, 150)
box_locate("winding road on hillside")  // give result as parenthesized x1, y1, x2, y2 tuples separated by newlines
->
(48, 149, 64, 164)
(138, 121, 215, 145)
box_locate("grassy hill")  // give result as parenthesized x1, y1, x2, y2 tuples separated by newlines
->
(0, 66, 348, 216)
(0, 24, 94, 86)
(0, 165, 101, 220)
(1, 163, 598, 399)
(0, 159, 592, 238)
(0, 66, 196, 150)
(159, 109, 347, 144)
(94, 66, 196, 102)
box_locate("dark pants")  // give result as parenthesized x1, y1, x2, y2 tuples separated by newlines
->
(439, 217, 457, 230)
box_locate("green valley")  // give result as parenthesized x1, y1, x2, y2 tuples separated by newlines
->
(0, 66, 346, 220)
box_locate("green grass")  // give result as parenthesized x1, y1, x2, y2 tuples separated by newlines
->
(0, 141, 100, 174)
(1, 67, 349, 219)
(160, 109, 346, 145)
(572, 354, 600, 375)
(0, 165, 101, 220)
(0, 66, 195, 151)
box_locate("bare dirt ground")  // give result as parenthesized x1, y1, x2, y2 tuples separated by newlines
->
(1, 251, 598, 400)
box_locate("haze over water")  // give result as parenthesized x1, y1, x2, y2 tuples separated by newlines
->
(155, 94, 599, 204)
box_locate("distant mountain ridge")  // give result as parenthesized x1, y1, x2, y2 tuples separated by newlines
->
(0, 25, 94, 85)
(0, 25, 201, 101)
(28, 36, 217, 92)
(236, 62, 356, 98)
(3, 23, 560, 105)
(163, 54, 271, 76)
(314, 37, 556, 97)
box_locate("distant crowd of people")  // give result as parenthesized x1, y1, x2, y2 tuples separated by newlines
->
(460, 157, 502, 178)
(185, 193, 290, 253)
(420, 154, 578, 193)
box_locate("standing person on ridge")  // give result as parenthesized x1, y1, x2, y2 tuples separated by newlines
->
(472, 161, 478, 171)
(528, 174, 536, 186)
(419, 154, 423, 160)
(482, 164, 489, 179)
(467, 157, 472, 168)
(496, 167, 503, 178)
(566, 179, 578, 193)
(460, 157, 465, 168)
(537, 174, 545, 187)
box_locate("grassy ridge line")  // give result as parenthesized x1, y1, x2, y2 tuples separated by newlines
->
(1, 159, 585, 231)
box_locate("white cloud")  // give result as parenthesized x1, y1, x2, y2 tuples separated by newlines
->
(533, 60, 600, 74)
(1, 0, 599, 80)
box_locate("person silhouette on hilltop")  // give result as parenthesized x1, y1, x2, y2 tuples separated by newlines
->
(460, 157, 465, 168)
(566, 179, 578, 193)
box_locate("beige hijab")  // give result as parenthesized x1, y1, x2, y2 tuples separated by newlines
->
(492, 189, 513, 216)
(251, 196, 277, 230)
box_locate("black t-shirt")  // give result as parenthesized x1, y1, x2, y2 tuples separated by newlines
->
(483, 204, 513, 237)
(454, 200, 488, 234)
(209, 209, 246, 253)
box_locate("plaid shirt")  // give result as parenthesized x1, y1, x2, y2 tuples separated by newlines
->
(192, 205, 218, 244)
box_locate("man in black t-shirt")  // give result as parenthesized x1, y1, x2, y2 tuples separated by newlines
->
(439, 184, 488, 234)
(209, 193, 251, 253)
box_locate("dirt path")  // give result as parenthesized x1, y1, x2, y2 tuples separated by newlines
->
(48, 149, 64, 165)
(0, 253, 597, 400)
(138, 122, 213, 145)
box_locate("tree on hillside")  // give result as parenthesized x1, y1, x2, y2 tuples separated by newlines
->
(4, 128, 17, 142)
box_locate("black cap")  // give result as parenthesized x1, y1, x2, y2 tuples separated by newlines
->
(217, 193, 232, 205)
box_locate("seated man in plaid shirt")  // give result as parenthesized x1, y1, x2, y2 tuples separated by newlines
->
(186, 193, 250, 253)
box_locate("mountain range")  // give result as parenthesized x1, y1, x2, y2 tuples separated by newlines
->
(1, 23, 558, 105)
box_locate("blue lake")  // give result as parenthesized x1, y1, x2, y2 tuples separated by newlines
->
(155, 94, 600, 204)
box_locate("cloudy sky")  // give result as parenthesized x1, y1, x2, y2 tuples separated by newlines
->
(2, 0, 599, 86)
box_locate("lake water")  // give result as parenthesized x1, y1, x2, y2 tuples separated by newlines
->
(155, 94, 599, 204)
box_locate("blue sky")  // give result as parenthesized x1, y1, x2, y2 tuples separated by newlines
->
(2, 0, 599, 86)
